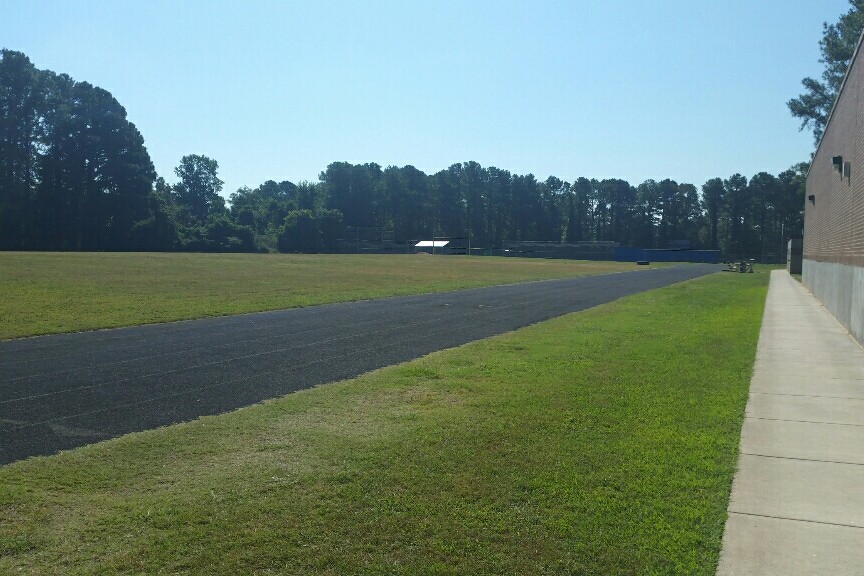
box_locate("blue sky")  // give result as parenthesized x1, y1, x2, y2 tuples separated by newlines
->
(3, 0, 851, 197)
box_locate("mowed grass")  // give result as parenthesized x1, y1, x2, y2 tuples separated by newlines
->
(0, 271, 767, 575)
(0, 252, 645, 339)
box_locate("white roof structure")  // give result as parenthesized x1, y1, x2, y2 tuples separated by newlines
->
(415, 240, 449, 248)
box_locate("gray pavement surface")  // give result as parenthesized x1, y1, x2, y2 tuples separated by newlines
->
(0, 264, 716, 465)
(717, 270, 864, 575)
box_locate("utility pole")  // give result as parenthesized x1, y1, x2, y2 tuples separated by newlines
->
(780, 222, 785, 266)
(760, 185, 765, 264)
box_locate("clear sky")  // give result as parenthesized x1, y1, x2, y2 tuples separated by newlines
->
(2, 0, 851, 197)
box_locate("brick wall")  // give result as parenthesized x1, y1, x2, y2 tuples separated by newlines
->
(805, 38, 864, 268)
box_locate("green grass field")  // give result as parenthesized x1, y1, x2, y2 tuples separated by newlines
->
(0, 271, 768, 575)
(0, 252, 647, 339)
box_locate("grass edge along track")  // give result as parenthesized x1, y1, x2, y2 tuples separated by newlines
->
(0, 252, 654, 339)
(0, 270, 767, 574)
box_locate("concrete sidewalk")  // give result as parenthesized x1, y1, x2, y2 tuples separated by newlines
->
(717, 270, 864, 575)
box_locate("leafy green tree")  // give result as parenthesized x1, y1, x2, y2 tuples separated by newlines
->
(459, 161, 489, 245)
(229, 186, 258, 229)
(627, 182, 654, 248)
(279, 209, 319, 252)
(295, 181, 319, 211)
(203, 214, 255, 252)
(748, 172, 782, 260)
(788, 1, 864, 143)
(722, 174, 751, 257)
(540, 176, 565, 242)
(777, 163, 807, 238)
(653, 179, 678, 247)
(430, 168, 464, 239)
(130, 177, 179, 251)
(677, 183, 703, 248)
(321, 162, 382, 228)
(2, 51, 149, 250)
(569, 177, 593, 242)
(596, 179, 635, 244)
(701, 178, 724, 250)
(4, 54, 157, 251)
(510, 173, 539, 241)
(0, 50, 43, 249)
(564, 186, 578, 243)
(317, 209, 344, 250)
(486, 167, 513, 246)
(72, 82, 157, 250)
(381, 165, 433, 242)
(228, 179, 299, 250)
(173, 154, 226, 224)
(634, 180, 660, 247)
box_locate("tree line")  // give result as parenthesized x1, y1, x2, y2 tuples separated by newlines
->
(2, 48, 805, 259)
(232, 161, 805, 260)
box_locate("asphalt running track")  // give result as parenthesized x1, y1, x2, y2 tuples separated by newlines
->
(0, 264, 719, 465)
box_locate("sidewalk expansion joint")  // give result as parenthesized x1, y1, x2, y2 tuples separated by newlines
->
(728, 511, 864, 530)
(740, 451, 864, 467)
(749, 391, 864, 401)
(750, 375, 864, 382)
(754, 359, 864, 366)
(748, 416, 864, 428)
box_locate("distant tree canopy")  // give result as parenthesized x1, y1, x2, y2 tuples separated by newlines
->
(173, 154, 226, 225)
(788, 0, 864, 144)
(1, 48, 806, 259)
(0, 49, 158, 250)
(299, 161, 803, 259)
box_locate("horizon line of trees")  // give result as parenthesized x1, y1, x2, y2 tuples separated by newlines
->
(233, 161, 805, 260)
(2, 48, 805, 259)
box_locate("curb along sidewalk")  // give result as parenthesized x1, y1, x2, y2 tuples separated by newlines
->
(717, 269, 864, 575)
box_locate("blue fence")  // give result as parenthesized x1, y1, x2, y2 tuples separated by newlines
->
(613, 247, 720, 263)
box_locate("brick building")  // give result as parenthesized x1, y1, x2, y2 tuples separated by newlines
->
(804, 31, 864, 344)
